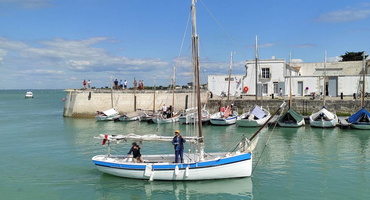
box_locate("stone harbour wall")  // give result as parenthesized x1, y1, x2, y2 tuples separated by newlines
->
(63, 89, 370, 118)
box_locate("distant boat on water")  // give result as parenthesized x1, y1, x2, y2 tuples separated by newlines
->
(25, 91, 33, 98)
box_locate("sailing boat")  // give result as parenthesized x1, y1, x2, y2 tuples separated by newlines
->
(92, 0, 285, 180)
(210, 52, 239, 126)
(309, 52, 338, 128)
(152, 68, 181, 123)
(347, 51, 370, 129)
(277, 53, 305, 127)
(179, 106, 211, 124)
(237, 36, 270, 127)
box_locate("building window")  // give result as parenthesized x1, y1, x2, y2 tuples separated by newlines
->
(263, 84, 268, 94)
(225, 77, 234, 81)
(273, 82, 278, 94)
(261, 68, 270, 79)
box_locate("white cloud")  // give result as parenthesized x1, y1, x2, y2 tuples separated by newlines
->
(317, 5, 370, 23)
(291, 59, 303, 63)
(0, 0, 52, 9)
(291, 44, 316, 48)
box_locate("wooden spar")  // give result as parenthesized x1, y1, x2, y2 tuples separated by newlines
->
(255, 36, 258, 104)
(249, 102, 286, 141)
(110, 77, 114, 108)
(134, 77, 137, 111)
(226, 51, 233, 104)
(172, 66, 175, 108)
(289, 53, 292, 108)
(153, 76, 156, 112)
(361, 51, 366, 107)
(191, 0, 203, 141)
(323, 52, 327, 106)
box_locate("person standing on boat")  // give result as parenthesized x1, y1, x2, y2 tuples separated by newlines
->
(172, 130, 186, 163)
(127, 142, 143, 163)
(162, 104, 167, 118)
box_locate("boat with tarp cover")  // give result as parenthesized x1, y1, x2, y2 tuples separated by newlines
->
(347, 107, 370, 129)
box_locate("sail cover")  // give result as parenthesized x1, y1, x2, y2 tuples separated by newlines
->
(347, 107, 370, 123)
(250, 106, 266, 119)
(95, 134, 200, 144)
(102, 108, 119, 116)
(279, 108, 303, 123)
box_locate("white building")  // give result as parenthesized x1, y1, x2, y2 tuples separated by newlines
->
(208, 58, 369, 98)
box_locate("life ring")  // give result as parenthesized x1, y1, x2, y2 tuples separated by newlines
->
(243, 86, 249, 93)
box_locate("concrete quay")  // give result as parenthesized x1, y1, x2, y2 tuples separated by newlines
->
(63, 89, 370, 118)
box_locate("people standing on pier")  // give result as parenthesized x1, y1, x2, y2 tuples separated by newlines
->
(87, 80, 91, 89)
(133, 78, 137, 90)
(172, 130, 186, 163)
(124, 80, 127, 90)
(120, 80, 123, 89)
(114, 79, 118, 89)
(83, 80, 86, 89)
(127, 142, 143, 163)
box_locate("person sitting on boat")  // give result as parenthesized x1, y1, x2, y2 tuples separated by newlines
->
(172, 130, 186, 163)
(127, 142, 143, 163)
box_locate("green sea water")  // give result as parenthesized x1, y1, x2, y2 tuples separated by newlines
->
(0, 90, 369, 199)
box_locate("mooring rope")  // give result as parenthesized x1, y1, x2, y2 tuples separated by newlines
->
(251, 116, 280, 175)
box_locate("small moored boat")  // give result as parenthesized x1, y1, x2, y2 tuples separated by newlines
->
(25, 91, 33, 98)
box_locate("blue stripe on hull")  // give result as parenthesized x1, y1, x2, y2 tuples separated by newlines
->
(93, 153, 252, 171)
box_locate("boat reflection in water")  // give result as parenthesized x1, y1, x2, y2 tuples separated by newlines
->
(143, 178, 253, 199)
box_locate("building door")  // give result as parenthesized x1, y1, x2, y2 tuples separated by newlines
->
(278, 82, 285, 96)
(298, 81, 303, 96)
(328, 76, 338, 97)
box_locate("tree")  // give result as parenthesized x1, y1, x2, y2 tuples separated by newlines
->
(340, 51, 368, 61)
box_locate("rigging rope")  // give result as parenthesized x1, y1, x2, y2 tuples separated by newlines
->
(199, 0, 246, 58)
(251, 116, 279, 176)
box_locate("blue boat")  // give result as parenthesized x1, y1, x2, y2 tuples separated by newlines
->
(347, 107, 370, 130)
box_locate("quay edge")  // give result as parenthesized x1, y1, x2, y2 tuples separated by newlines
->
(63, 89, 369, 118)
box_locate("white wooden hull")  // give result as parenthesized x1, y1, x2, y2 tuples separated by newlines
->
(152, 115, 180, 124)
(210, 116, 237, 125)
(309, 108, 338, 128)
(310, 119, 337, 128)
(95, 114, 119, 121)
(210, 112, 238, 126)
(92, 152, 252, 181)
(277, 119, 305, 127)
(350, 123, 370, 130)
(237, 113, 271, 127)
(179, 112, 210, 124)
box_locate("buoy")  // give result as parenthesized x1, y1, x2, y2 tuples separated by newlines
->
(62, 98, 66, 101)
(243, 86, 249, 93)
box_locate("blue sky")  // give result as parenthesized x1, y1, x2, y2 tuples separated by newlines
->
(1, 0, 369, 89)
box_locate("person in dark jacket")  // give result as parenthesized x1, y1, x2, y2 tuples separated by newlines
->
(127, 142, 143, 163)
(171, 130, 186, 163)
